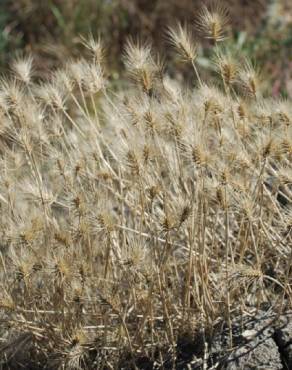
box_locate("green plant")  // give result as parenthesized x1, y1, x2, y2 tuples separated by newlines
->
(0, 0, 23, 67)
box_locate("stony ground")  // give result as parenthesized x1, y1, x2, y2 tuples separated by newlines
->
(2, 310, 291, 369)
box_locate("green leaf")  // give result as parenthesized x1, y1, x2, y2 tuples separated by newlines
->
(50, 4, 66, 30)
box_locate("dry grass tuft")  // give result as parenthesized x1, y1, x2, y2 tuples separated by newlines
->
(0, 4, 291, 369)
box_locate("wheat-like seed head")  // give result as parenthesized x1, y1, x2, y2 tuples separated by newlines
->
(196, 3, 230, 43)
(0, 78, 25, 113)
(97, 212, 115, 234)
(11, 55, 34, 85)
(258, 136, 277, 160)
(0, 291, 15, 311)
(82, 63, 105, 95)
(53, 69, 75, 94)
(237, 100, 249, 120)
(36, 82, 66, 111)
(238, 60, 260, 98)
(279, 138, 292, 156)
(167, 22, 198, 62)
(191, 144, 209, 169)
(196, 84, 226, 118)
(214, 49, 238, 87)
(228, 265, 263, 292)
(53, 257, 72, 285)
(123, 39, 161, 94)
(80, 34, 105, 64)
(54, 230, 71, 248)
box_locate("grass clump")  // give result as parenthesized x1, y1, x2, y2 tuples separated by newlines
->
(0, 4, 291, 369)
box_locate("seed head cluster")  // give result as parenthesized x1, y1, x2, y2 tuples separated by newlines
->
(0, 4, 291, 369)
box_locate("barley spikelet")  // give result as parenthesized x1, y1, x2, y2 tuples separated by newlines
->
(167, 22, 198, 62)
(196, 3, 230, 43)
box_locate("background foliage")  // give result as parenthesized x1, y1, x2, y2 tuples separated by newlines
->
(0, 0, 291, 96)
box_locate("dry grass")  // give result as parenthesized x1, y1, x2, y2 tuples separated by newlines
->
(0, 4, 291, 369)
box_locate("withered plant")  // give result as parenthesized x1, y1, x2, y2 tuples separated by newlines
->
(0, 3, 291, 369)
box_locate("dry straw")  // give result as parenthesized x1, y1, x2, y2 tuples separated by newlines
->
(0, 3, 291, 369)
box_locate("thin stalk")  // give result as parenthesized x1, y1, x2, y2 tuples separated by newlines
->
(191, 60, 203, 87)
